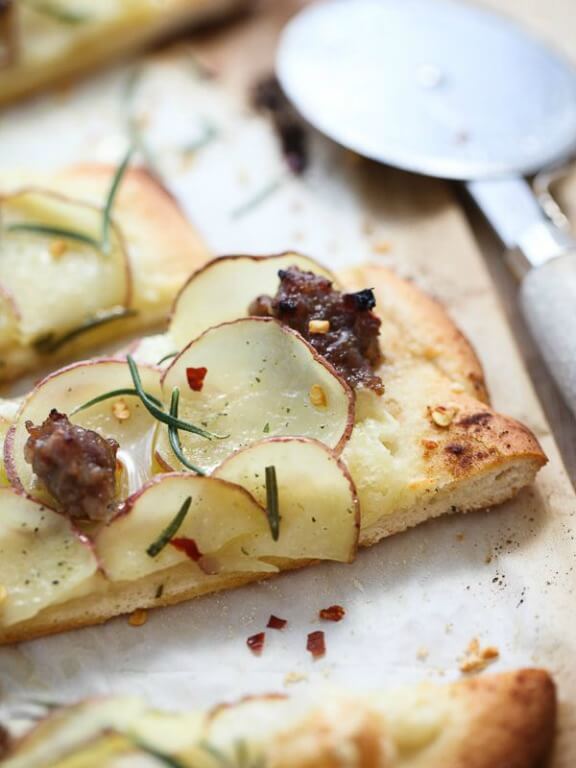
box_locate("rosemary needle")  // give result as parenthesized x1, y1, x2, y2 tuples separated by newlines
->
(126, 355, 224, 440)
(6, 223, 100, 248)
(146, 497, 191, 558)
(265, 466, 280, 541)
(168, 388, 206, 475)
(71, 387, 162, 417)
(101, 147, 133, 254)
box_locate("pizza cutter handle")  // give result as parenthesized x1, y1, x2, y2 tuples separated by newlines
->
(520, 252, 576, 417)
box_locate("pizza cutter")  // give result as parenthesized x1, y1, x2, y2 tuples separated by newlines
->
(276, 0, 576, 417)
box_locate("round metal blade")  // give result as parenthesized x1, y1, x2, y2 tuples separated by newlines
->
(276, 0, 576, 180)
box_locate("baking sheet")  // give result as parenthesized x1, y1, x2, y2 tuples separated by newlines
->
(0, 44, 575, 764)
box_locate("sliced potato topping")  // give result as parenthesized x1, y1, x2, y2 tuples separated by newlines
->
(0, 189, 130, 343)
(169, 253, 337, 348)
(156, 318, 354, 474)
(6, 359, 161, 501)
(96, 473, 272, 581)
(0, 489, 98, 625)
(214, 438, 359, 562)
(0, 284, 19, 351)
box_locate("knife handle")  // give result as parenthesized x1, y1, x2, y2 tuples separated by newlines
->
(520, 252, 576, 416)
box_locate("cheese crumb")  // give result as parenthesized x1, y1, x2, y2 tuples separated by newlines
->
(371, 239, 392, 254)
(308, 319, 330, 335)
(309, 384, 327, 408)
(459, 638, 500, 674)
(284, 671, 308, 685)
(430, 406, 457, 428)
(416, 647, 429, 661)
(128, 609, 148, 627)
(112, 399, 131, 421)
(49, 239, 68, 258)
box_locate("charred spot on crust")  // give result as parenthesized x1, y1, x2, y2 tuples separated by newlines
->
(249, 266, 384, 393)
(24, 410, 119, 522)
(458, 412, 493, 428)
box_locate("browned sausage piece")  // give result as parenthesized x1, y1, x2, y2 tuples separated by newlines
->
(24, 410, 119, 522)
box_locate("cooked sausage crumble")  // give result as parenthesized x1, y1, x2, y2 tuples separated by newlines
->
(249, 266, 384, 393)
(24, 409, 119, 522)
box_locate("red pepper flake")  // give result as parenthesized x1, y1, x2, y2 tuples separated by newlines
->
(247, 631, 265, 655)
(307, 630, 326, 659)
(170, 537, 202, 561)
(267, 614, 287, 630)
(186, 366, 208, 391)
(319, 605, 346, 622)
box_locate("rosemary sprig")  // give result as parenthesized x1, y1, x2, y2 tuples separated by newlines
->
(33, 307, 137, 355)
(23, 0, 91, 24)
(183, 120, 219, 155)
(71, 387, 163, 417)
(6, 222, 100, 248)
(230, 175, 286, 220)
(168, 388, 206, 475)
(126, 355, 223, 440)
(130, 736, 188, 768)
(72, 355, 224, 441)
(101, 147, 133, 255)
(147, 496, 191, 558)
(157, 351, 178, 365)
(199, 740, 266, 768)
(265, 466, 280, 541)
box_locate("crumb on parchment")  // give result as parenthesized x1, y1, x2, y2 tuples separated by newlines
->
(128, 609, 148, 627)
(284, 671, 308, 686)
(459, 637, 500, 674)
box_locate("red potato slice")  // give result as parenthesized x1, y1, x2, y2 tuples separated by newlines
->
(95, 473, 275, 582)
(214, 438, 359, 563)
(0, 489, 99, 626)
(0, 189, 131, 343)
(156, 318, 354, 474)
(5, 359, 161, 501)
(169, 253, 337, 348)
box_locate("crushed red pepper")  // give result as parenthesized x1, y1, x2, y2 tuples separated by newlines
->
(170, 537, 202, 561)
(319, 605, 346, 622)
(307, 630, 326, 659)
(186, 366, 208, 392)
(247, 632, 266, 655)
(267, 615, 288, 630)
(249, 266, 383, 393)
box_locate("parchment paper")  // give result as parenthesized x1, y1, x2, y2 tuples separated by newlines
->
(0, 46, 574, 765)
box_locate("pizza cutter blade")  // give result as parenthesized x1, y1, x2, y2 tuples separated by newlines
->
(277, 0, 576, 417)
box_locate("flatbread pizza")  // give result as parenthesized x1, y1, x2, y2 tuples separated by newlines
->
(0, 253, 546, 644)
(0, 669, 556, 767)
(0, 0, 247, 106)
(0, 161, 209, 382)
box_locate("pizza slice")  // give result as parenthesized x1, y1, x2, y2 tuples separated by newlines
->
(1, 669, 556, 767)
(0, 0, 247, 106)
(0, 253, 546, 643)
(0, 162, 209, 382)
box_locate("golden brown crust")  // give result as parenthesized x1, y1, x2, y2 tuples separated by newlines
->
(0, 0, 249, 107)
(266, 670, 556, 768)
(429, 669, 556, 768)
